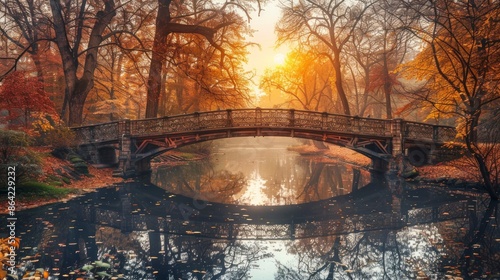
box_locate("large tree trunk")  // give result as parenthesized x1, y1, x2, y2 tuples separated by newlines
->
(50, 0, 116, 126)
(145, 0, 172, 118)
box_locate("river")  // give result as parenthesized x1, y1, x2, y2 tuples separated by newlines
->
(1, 138, 499, 279)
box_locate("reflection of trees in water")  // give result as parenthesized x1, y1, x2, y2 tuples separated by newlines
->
(153, 145, 370, 205)
(274, 199, 500, 279)
(153, 161, 246, 204)
(458, 199, 499, 278)
(296, 160, 369, 203)
(275, 230, 435, 279)
(152, 235, 269, 279)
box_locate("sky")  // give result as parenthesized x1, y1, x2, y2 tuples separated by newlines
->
(245, 3, 290, 79)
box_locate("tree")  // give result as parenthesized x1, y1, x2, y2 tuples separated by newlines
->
(402, 0, 500, 199)
(0, 0, 51, 84)
(260, 49, 336, 111)
(145, 0, 263, 118)
(342, 0, 417, 118)
(157, 12, 254, 115)
(49, 0, 118, 126)
(276, 0, 373, 115)
(86, 1, 155, 122)
(0, 71, 57, 129)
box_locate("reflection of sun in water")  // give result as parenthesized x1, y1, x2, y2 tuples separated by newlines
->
(238, 171, 268, 205)
(273, 53, 286, 65)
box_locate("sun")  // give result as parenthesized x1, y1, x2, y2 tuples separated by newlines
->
(273, 53, 286, 65)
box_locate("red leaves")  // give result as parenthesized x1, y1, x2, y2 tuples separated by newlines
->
(0, 71, 57, 128)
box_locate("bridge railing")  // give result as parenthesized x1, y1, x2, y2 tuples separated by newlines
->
(404, 121, 456, 143)
(71, 108, 456, 145)
(127, 108, 396, 137)
(72, 121, 120, 145)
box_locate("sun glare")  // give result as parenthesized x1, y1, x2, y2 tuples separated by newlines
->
(273, 53, 286, 65)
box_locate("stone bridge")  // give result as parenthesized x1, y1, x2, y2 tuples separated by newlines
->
(71, 108, 456, 177)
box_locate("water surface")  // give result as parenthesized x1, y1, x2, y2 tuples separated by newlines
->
(1, 138, 499, 279)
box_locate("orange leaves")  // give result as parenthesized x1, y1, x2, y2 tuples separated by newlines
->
(0, 237, 20, 278)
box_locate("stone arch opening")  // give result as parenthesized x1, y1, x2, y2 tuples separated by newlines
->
(98, 146, 118, 165)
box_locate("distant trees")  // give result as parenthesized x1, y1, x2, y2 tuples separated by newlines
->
(276, 0, 373, 115)
(266, 0, 417, 118)
(260, 49, 336, 111)
(0, 0, 50, 85)
(156, 11, 254, 115)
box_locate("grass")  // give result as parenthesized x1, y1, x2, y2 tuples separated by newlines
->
(17, 181, 72, 199)
(178, 152, 199, 160)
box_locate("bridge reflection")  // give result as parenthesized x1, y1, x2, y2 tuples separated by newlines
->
(11, 180, 498, 279)
(79, 181, 472, 240)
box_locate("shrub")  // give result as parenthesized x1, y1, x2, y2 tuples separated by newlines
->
(0, 130, 41, 184)
(0, 129, 31, 163)
(36, 125, 76, 149)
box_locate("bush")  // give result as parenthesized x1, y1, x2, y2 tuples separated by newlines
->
(0, 130, 42, 185)
(36, 125, 76, 149)
(0, 129, 31, 163)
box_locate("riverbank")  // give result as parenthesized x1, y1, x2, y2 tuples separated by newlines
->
(288, 143, 483, 185)
(1, 147, 124, 214)
(1, 148, 209, 213)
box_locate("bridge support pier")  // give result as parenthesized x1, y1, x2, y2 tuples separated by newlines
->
(115, 133, 134, 177)
(389, 119, 405, 174)
(115, 136, 152, 177)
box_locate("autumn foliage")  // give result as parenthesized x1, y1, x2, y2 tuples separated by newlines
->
(0, 71, 57, 130)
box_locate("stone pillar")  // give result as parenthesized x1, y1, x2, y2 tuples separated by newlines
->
(389, 119, 404, 174)
(115, 119, 133, 177)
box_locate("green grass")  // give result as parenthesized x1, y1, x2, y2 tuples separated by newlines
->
(178, 152, 199, 160)
(18, 181, 72, 199)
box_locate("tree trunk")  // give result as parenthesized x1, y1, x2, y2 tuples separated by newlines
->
(32, 53, 45, 86)
(145, 0, 172, 118)
(333, 54, 351, 115)
(383, 59, 393, 119)
(50, 0, 116, 126)
(466, 111, 499, 200)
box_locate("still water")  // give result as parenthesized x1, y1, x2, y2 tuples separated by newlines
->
(2, 138, 500, 280)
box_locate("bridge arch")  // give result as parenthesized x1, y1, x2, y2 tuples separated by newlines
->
(71, 108, 456, 177)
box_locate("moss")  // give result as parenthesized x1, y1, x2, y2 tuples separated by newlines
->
(178, 152, 198, 160)
(47, 174, 61, 182)
(47, 181, 64, 187)
(61, 176, 71, 184)
(73, 162, 89, 174)
(18, 181, 71, 199)
(70, 157, 85, 164)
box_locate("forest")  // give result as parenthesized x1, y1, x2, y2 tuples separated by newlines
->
(0, 0, 499, 197)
